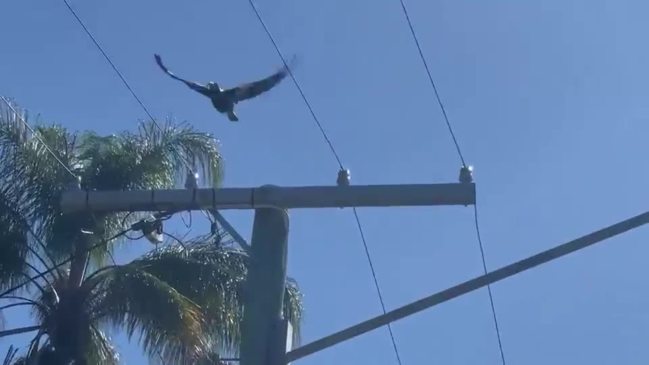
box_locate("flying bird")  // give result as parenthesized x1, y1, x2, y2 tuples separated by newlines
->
(154, 53, 294, 122)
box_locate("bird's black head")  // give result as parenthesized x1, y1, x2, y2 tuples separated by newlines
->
(206, 82, 221, 91)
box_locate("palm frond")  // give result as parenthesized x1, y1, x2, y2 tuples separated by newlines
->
(17, 329, 46, 365)
(129, 243, 246, 354)
(134, 119, 223, 189)
(78, 118, 223, 192)
(127, 241, 303, 353)
(85, 325, 119, 365)
(90, 265, 207, 364)
(7, 355, 24, 365)
(0, 101, 80, 260)
(10, 344, 61, 365)
(72, 119, 223, 266)
(0, 191, 30, 292)
(2, 345, 18, 365)
(11, 353, 27, 364)
(193, 349, 228, 365)
(0, 100, 304, 365)
(3, 122, 75, 230)
(283, 277, 304, 344)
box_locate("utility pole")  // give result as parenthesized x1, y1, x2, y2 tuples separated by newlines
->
(60, 178, 476, 365)
(59, 168, 649, 364)
(240, 207, 289, 365)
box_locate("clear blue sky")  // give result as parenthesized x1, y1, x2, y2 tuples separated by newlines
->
(3, 0, 649, 363)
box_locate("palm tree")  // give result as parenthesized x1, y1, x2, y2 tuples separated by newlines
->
(0, 99, 303, 364)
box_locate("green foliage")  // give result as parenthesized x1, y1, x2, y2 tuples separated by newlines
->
(0, 192, 29, 292)
(127, 242, 303, 351)
(0, 100, 303, 364)
(0, 100, 224, 263)
(91, 265, 207, 364)
(2, 346, 18, 365)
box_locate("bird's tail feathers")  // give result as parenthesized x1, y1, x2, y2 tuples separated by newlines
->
(227, 111, 239, 122)
(280, 54, 299, 76)
(154, 53, 183, 82)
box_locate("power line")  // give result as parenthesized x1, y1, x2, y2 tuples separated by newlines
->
(395, 2, 506, 363)
(244, 1, 404, 363)
(352, 208, 403, 365)
(473, 204, 506, 364)
(288, 209, 649, 362)
(63, 1, 222, 227)
(61, 0, 194, 174)
(0, 98, 112, 287)
(0, 96, 77, 179)
(0, 96, 129, 302)
(0, 201, 182, 300)
(0, 228, 131, 299)
(1, 97, 167, 272)
(244, 0, 344, 170)
(0, 194, 64, 279)
(396, 0, 466, 167)
(0, 210, 180, 299)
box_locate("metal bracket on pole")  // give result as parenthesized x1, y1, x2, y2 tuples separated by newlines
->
(209, 209, 251, 253)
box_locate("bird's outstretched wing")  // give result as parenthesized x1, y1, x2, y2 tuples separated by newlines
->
(225, 56, 297, 103)
(154, 54, 207, 93)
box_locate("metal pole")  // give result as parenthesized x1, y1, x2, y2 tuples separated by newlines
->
(240, 207, 290, 365)
(286, 210, 649, 362)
